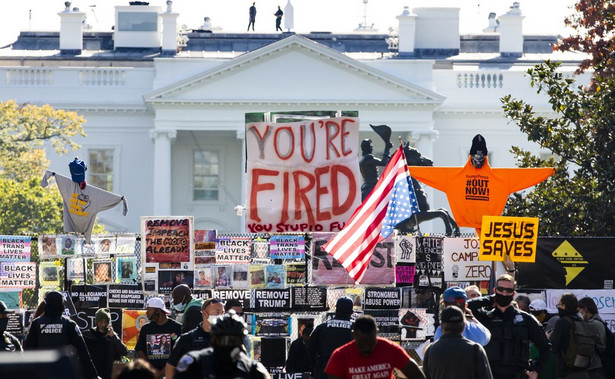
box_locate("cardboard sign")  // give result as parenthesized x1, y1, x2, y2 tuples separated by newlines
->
(363, 288, 401, 310)
(142, 216, 193, 263)
(270, 235, 305, 259)
(395, 265, 415, 284)
(480, 216, 539, 262)
(0, 262, 36, 288)
(291, 287, 327, 311)
(443, 237, 491, 281)
(245, 117, 361, 234)
(108, 284, 145, 308)
(0, 235, 31, 261)
(253, 289, 291, 311)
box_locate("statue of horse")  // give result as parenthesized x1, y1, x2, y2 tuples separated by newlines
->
(397, 142, 460, 236)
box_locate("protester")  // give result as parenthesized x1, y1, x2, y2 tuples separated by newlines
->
(165, 298, 224, 379)
(423, 306, 493, 379)
(515, 295, 531, 312)
(307, 296, 354, 379)
(24, 291, 99, 379)
(224, 299, 244, 315)
(433, 286, 490, 346)
(286, 323, 313, 373)
(0, 300, 22, 352)
(83, 308, 128, 379)
(325, 314, 425, 379)
(171, 284, 204, 333)
(467, 274, 550, 379)
(174, 312, 269, 379)
(135, 297, 182, 378)
(577, 297, 608, 379)
(465, 285, 482, 300)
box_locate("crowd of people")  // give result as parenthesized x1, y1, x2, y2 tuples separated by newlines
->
(0, 277, 612, 379)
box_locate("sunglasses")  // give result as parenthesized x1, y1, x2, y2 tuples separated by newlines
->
(495, 286, 514, 294)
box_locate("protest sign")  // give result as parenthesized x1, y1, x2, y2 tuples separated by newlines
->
(245, 117, 361, 234)
(122, 309, 148, 350)
(395, 265, 415, 285)
(480, 216, 539, 262)
(286, 263, 307, 286)
(395, 235, 416, 264)
(0, 262, 36, 288)
(363, 288, 401, 310)
(108, 284, 145, 308)
(364, 309, 400, 338)
(0, 236, 31, 261)
(72, 307, 122, 333)
(70, 284, 108, 308)
(443, 237, 491, 281)
(142, 216, 193, 263)
(291, 287, 327, 311)
(270, 235, 305, 259)
(211, 289, 251, 309)
(216, 236, 251, 264)
(253, 289, 291, 311)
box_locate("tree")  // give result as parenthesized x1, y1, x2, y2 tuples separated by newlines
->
(0, 100, 86, 235)
(501, 60, 615, 236)
(555, 0, 615, 79)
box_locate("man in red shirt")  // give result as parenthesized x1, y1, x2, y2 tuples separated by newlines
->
(325, 315, 425, 379)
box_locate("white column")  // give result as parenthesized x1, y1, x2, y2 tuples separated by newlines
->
(58, 4, 85, 54)
(414, 130, 439, 233)
(150, 129, 177, 215)
(499, 3, 524, 56)
(415, 130, 439, 160)
(236, 129, 246, 233)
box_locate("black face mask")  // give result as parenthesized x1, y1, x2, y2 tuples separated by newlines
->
(558, 307, 575, 318)
(0, 318, 8, 334)
(494, 293, 513, 307)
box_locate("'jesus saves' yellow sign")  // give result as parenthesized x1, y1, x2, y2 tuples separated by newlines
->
(479, 216, 539, 263)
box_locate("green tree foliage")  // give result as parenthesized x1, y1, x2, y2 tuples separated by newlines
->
(501, 60, 615, 236)
(0, 100, 86, 235)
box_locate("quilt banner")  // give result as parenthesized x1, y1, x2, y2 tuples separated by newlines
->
(245, 117, 361, 233)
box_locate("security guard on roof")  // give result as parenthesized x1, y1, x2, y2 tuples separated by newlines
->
(175, 311, 269, 379)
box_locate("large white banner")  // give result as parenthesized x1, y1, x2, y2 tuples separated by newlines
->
(246, 117, 361, 233)
(546, 289, 615, 314)
(443, 237, 492, 281)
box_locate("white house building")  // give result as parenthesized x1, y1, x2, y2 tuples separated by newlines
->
(0, 2, 587, 235)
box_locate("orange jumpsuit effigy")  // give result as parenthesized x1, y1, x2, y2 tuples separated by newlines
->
(409, 157, 554, 234)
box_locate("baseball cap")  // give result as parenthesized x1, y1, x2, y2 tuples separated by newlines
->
(69, 158, 87, 183)
(529, 299, 547, 312)
(146, 297, 170, 314)
(441, 306, 464, 323)
(0, 301, 14, 315)
(443, 286, 467, 303)
(335, 296, 354, 317)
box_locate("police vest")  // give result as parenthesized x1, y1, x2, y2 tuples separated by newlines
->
(484, 310, 532, 369)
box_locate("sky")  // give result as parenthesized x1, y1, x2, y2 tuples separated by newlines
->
(0, 0, 578, 47)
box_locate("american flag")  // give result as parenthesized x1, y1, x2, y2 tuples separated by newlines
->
(324, 146, 420, 282)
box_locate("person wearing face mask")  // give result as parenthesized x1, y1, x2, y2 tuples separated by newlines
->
(0, 300, 22, 352)
(165, 298, 225, 379)
(172, 285, 204, 333)
(135, 297, 182, 378)
(174, 311, 270, 379)
(467, 274, 549, 379)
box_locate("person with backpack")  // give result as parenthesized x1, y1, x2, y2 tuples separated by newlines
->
(550, 293, 597, 379)
(578, 297, 613, 379)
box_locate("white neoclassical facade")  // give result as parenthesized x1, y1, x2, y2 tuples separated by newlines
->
(0, 3, 587, 235)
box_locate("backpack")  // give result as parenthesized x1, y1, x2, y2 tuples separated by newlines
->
(562, 317, 596, 370)
(599, 321, 615, 379)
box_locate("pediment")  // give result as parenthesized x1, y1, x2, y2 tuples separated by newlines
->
(145, 35, 444, 106)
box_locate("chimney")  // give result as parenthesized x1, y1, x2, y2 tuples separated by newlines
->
(483, 12, 499, 33)
(396, 6, 417, 56)
(114, 3, 161, 49)
(414, 7, 460, 56)
(160, 1, 179, 54)
(498, 2, 524, 57)
(58, 2, 85, 54)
